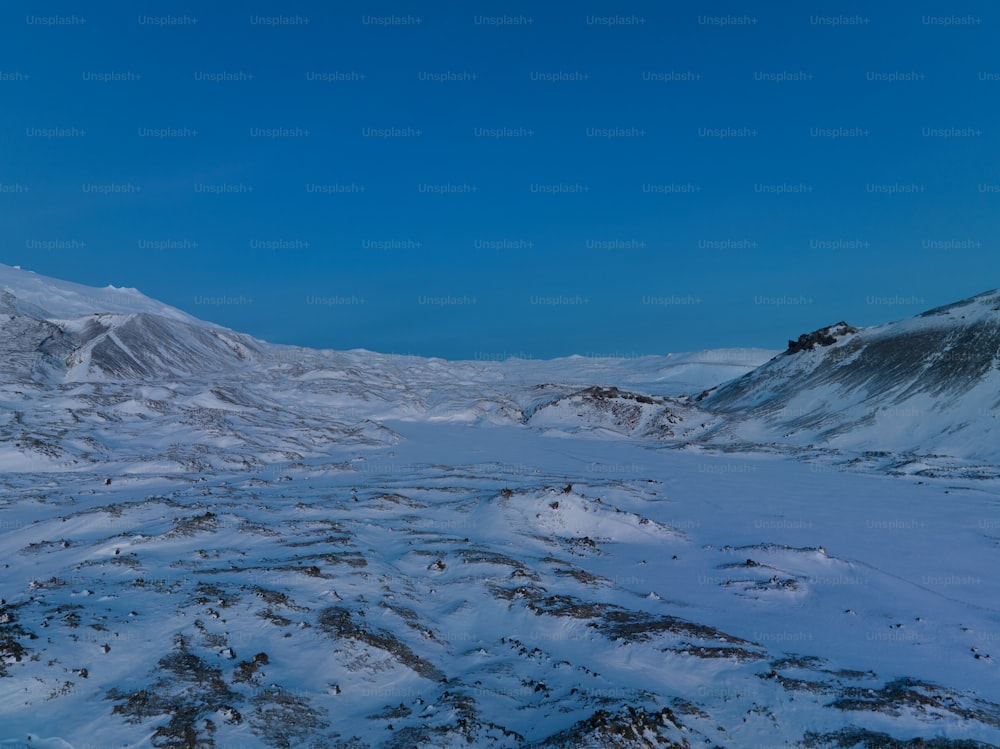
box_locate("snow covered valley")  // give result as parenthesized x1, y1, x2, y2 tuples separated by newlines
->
(1, 265, 999, 748)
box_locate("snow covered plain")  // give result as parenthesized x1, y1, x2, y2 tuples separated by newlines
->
(1, 265, 999, 748)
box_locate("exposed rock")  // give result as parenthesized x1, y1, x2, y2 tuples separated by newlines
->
(787, 321, 858, 354)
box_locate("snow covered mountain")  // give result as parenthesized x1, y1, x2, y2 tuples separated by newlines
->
(2, 265, 1000, 748)
(0, 265, 262, 384)
(700, 289, 1000, 462)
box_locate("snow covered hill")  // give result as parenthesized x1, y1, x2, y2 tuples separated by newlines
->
(701, 290, 1000, 462)
(1, 265, 999, 748)
(526, 385, 716, 440)
(0, 266, 262, 384)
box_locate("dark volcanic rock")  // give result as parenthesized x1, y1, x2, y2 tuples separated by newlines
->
(786, 321, 858, 354)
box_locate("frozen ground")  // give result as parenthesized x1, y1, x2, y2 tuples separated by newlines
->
(1, 265, 999, 748)
(3, 426, 999, 748)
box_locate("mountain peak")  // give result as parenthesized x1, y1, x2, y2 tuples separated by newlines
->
(916, 287, 1000, 319)
(0, 263, 199, 324)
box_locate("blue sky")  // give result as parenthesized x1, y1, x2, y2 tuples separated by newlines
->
(2, 0, 999, 359)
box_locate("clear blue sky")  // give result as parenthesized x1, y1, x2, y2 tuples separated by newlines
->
(2, 0, 998, 359)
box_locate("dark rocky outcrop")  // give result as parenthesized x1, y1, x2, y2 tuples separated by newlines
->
(787, 321, 858, 354)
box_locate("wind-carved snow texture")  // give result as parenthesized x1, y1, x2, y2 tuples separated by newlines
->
(1, 264, 999, 748)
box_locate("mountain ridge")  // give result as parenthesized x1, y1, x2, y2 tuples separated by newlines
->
(4, 262, 1000, 463)
(702, 288, 1000, 460)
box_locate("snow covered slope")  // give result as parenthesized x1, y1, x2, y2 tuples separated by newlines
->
(57, 312, 262, 381)
(0, 263, 203, 322)
(0, 265, 262, 384)
(701, 290, 1000, 461)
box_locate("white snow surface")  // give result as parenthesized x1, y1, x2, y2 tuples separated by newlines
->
(0, 265, 998, 748)
(0, 264, 202, 323)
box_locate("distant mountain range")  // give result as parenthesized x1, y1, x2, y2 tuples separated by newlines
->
(2, 262, 999, 465)
(0, 264, 770, 474)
